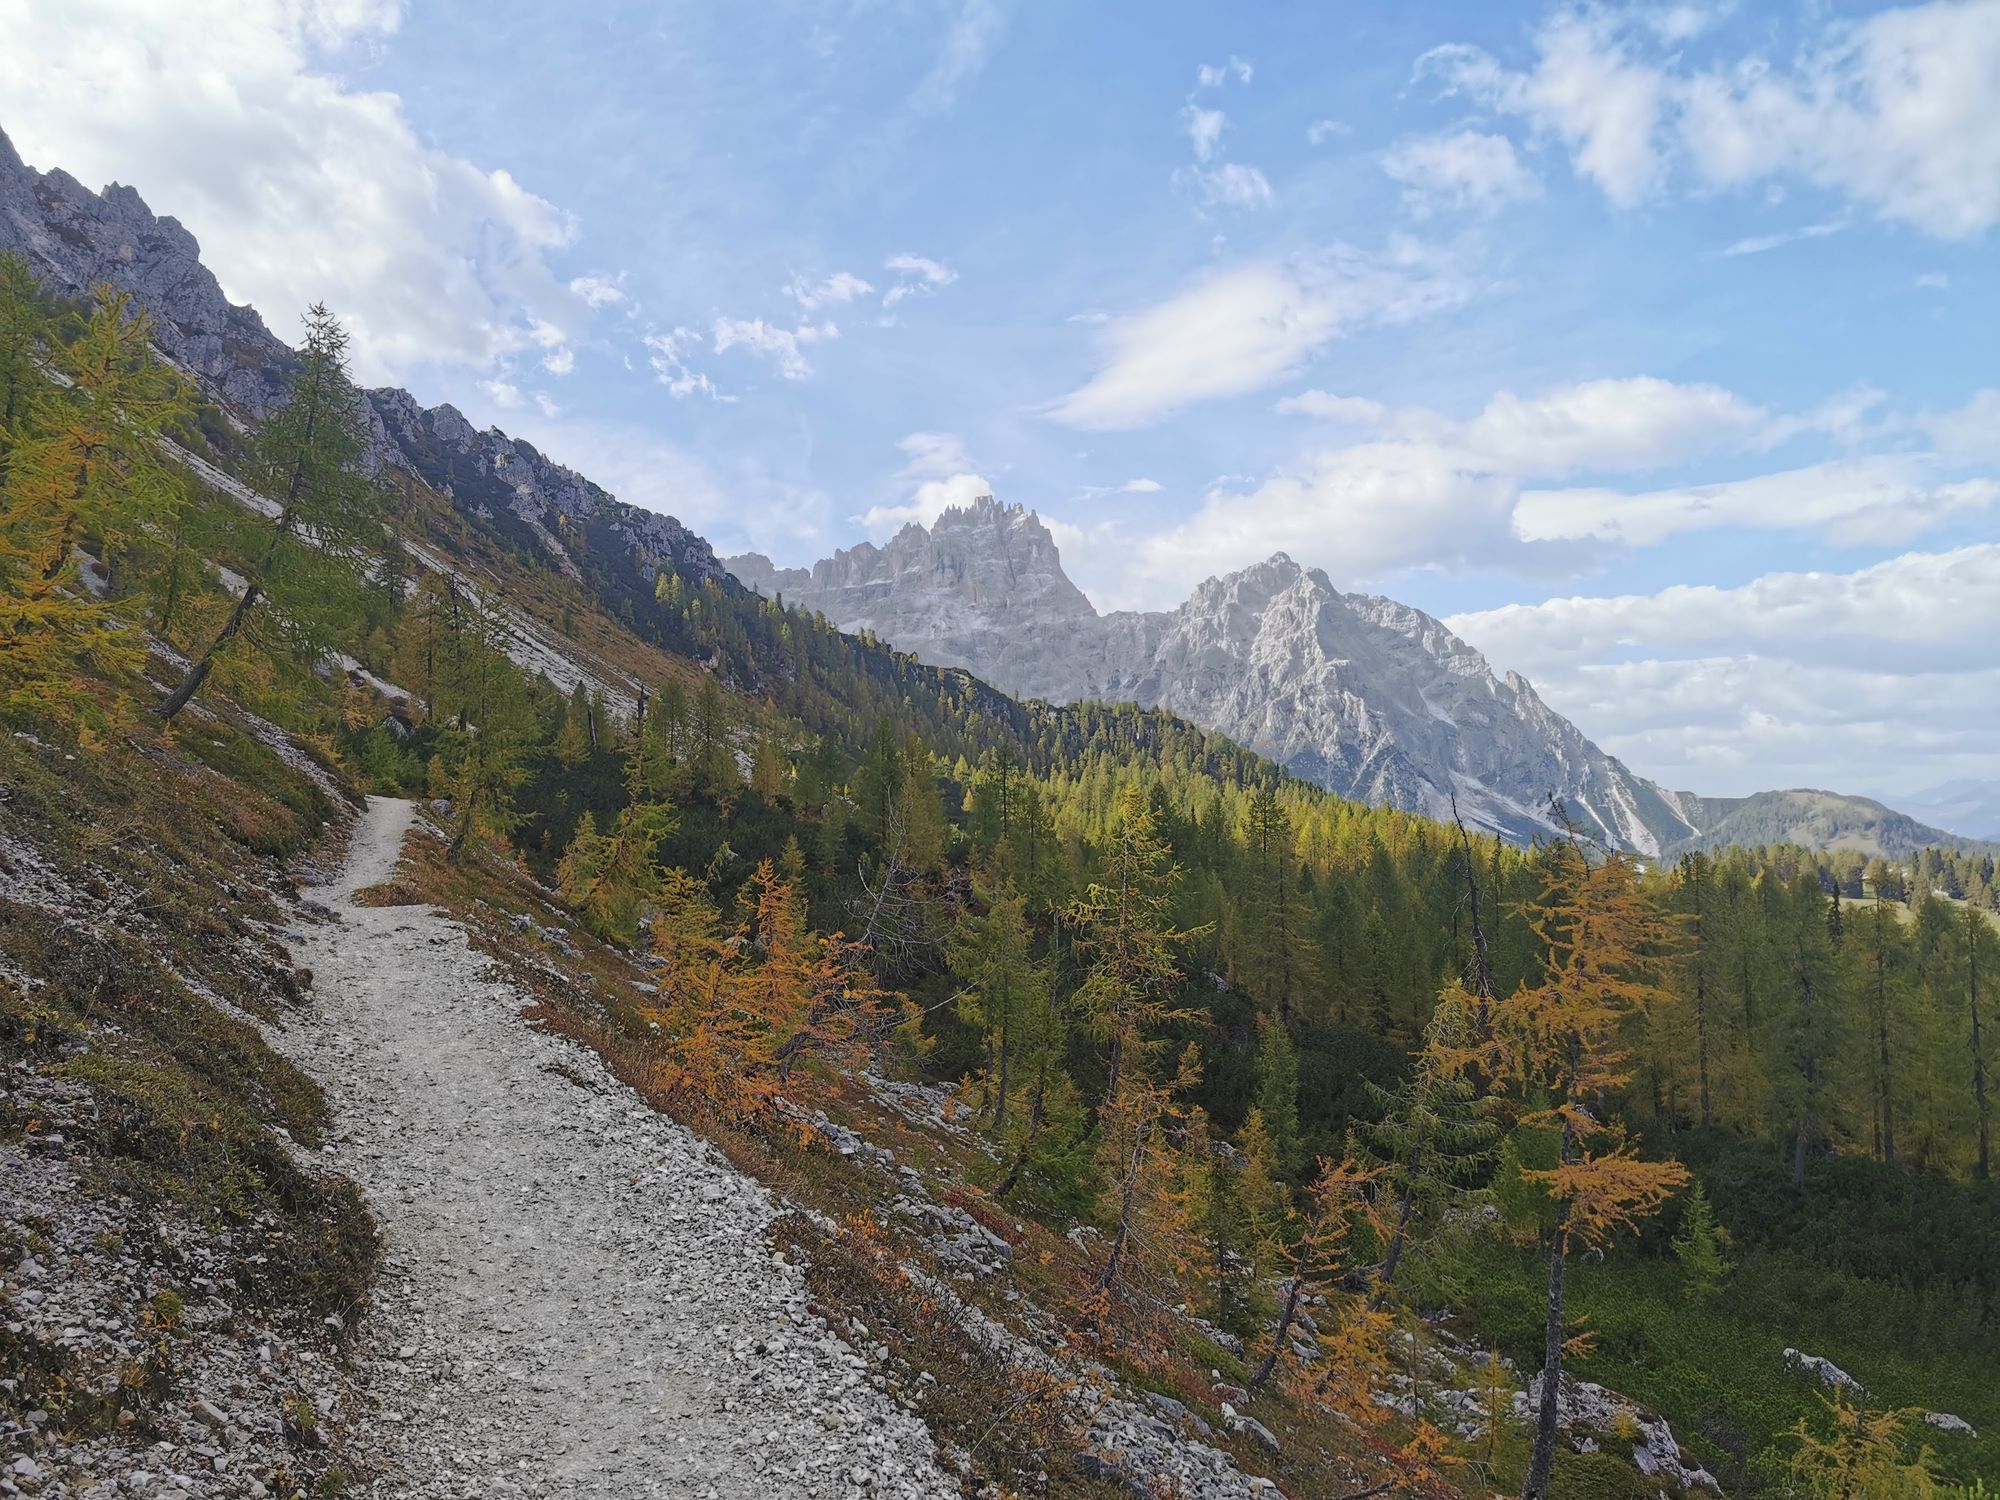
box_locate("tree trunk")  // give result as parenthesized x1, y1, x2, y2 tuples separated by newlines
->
(1368, 1188, 1416, 1313)
(991, 1011, 1012, 1138)
(1249, 1251, 1308, 1390)
(993, 1071, 1046, 1199)
(155, 581, 262, 721)
(1972, 912, 1990, 1181)
(1098, 1123, 1146, 1294)
(1520, 1212, 1571, 1500)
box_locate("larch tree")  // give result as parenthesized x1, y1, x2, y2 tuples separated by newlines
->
(1249, 1153, 1379, 1391)
(0, 282, 190, 719)
(156, 303, 380, 720)
(1502, 826, 1689, 1500)
(1066, 783, 1205, 1099)
(948, 881, 1045, 1136)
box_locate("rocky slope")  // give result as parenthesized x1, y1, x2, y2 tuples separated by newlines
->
(732, 505, 1702, 854)
(0, 127, 724, 613)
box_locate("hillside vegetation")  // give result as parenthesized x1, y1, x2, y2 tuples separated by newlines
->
(2, 256, 1996, 1500)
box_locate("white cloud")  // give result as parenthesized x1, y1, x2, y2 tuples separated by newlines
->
(896, 430, 977, 480)
(1184, 162, 1276, 209)
(1916, 271, 1951, 289)
(1444, 547, 2000, 794)
(481, 379, 522, 409)
(1720, 220, 1845, 257)
(786, 270, 876, 310)
(1195, 57, 1254, 90)
(1462, 377, 1768, 476)
(1130, 441, 1523, 602)
(1107, 373, 1984, 608)
(1306, 119, 1351, 145)
(0, 0, 583, 383)
(1175, 61, 1274, 211)
(1275, 390, 1392, 426)
(711, 317, 837, 379)
(1077, 476, 1165, 501)
(1421, 1, 2000, 238)
(1920, 388, 2000, 461)
(1047, 243, 1470, 429)
(1381, 129, 1541, 217)
(643, 328, 715, 399)
(1515, 456, 2000, 547)
(568, 274, 626, 308)
(882, 253, 958, 307)
(910, 0, 1008, 115)
(533, 390, 560, 417)
(542, 346, 575, 376)
(1420, 15, 1667, 206)
(1183, 106, 1227, 164)
(1450, 545, 2000, 676)
(859, 472, 993, 534)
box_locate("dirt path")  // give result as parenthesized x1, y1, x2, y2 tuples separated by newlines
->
(278, 797, 950, 1499)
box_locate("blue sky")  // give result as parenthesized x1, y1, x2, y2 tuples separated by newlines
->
(4, 0, 1997, 800)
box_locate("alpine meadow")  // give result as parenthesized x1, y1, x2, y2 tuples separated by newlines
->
(1, 5, 1997, 1500)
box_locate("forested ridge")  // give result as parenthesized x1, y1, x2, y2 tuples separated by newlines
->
(4, 261, 1996, 1498)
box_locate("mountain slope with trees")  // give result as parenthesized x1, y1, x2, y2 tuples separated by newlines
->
(1, 129, 1995, 1500)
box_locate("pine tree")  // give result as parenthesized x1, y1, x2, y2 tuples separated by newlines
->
(1670, 1180, 1732, 1303)
(157, 303, 379, 720)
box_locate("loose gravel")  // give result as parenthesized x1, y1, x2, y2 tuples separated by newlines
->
(277, 797, 954, 1499)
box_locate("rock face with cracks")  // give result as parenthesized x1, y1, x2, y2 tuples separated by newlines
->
(275, 798, 951, 1499)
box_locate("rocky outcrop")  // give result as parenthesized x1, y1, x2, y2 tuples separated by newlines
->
(0, 127, 726, 606)
(0, 128, 294, 416)
(729, 495, 1100, 704)
(731, 513, 1701, 853)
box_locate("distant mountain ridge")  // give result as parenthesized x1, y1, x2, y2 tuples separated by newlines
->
(1, 123, 1979, 862)
(1672, 789, 1997, 860)
(730, 499, 1708, 853)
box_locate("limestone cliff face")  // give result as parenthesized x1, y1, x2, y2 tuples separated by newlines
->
(0, 127, 724, 597)
(733, 519, 1699, 853)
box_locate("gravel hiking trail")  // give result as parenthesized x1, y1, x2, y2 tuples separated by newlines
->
(278, 797, 951, 1499)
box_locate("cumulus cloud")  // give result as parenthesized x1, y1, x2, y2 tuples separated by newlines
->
(786, 270, 876, 310)
(1048, 243, 1470, 429)
(0, 0, 585, 382)
(711, 317, 837, 379)
(1195, 57, 1254, 89)
(1515, 457, 2000, 548)
(542, 346, 575, 376)
(1460, 377, 1769, 476)
(568, 274, 626, 308)
(1131, 441, 1524, 601)
(1444, 547, 2000, 793)
(643, 328, 715, 399)
(882, 254, 958, 307)
(1174, 58, 1274, 212)
(1420, 1, 2000, 238)
(856, 431, 993, 535)
(1115, 373, 1990, 606)
(1381, 129, 1541, 217)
